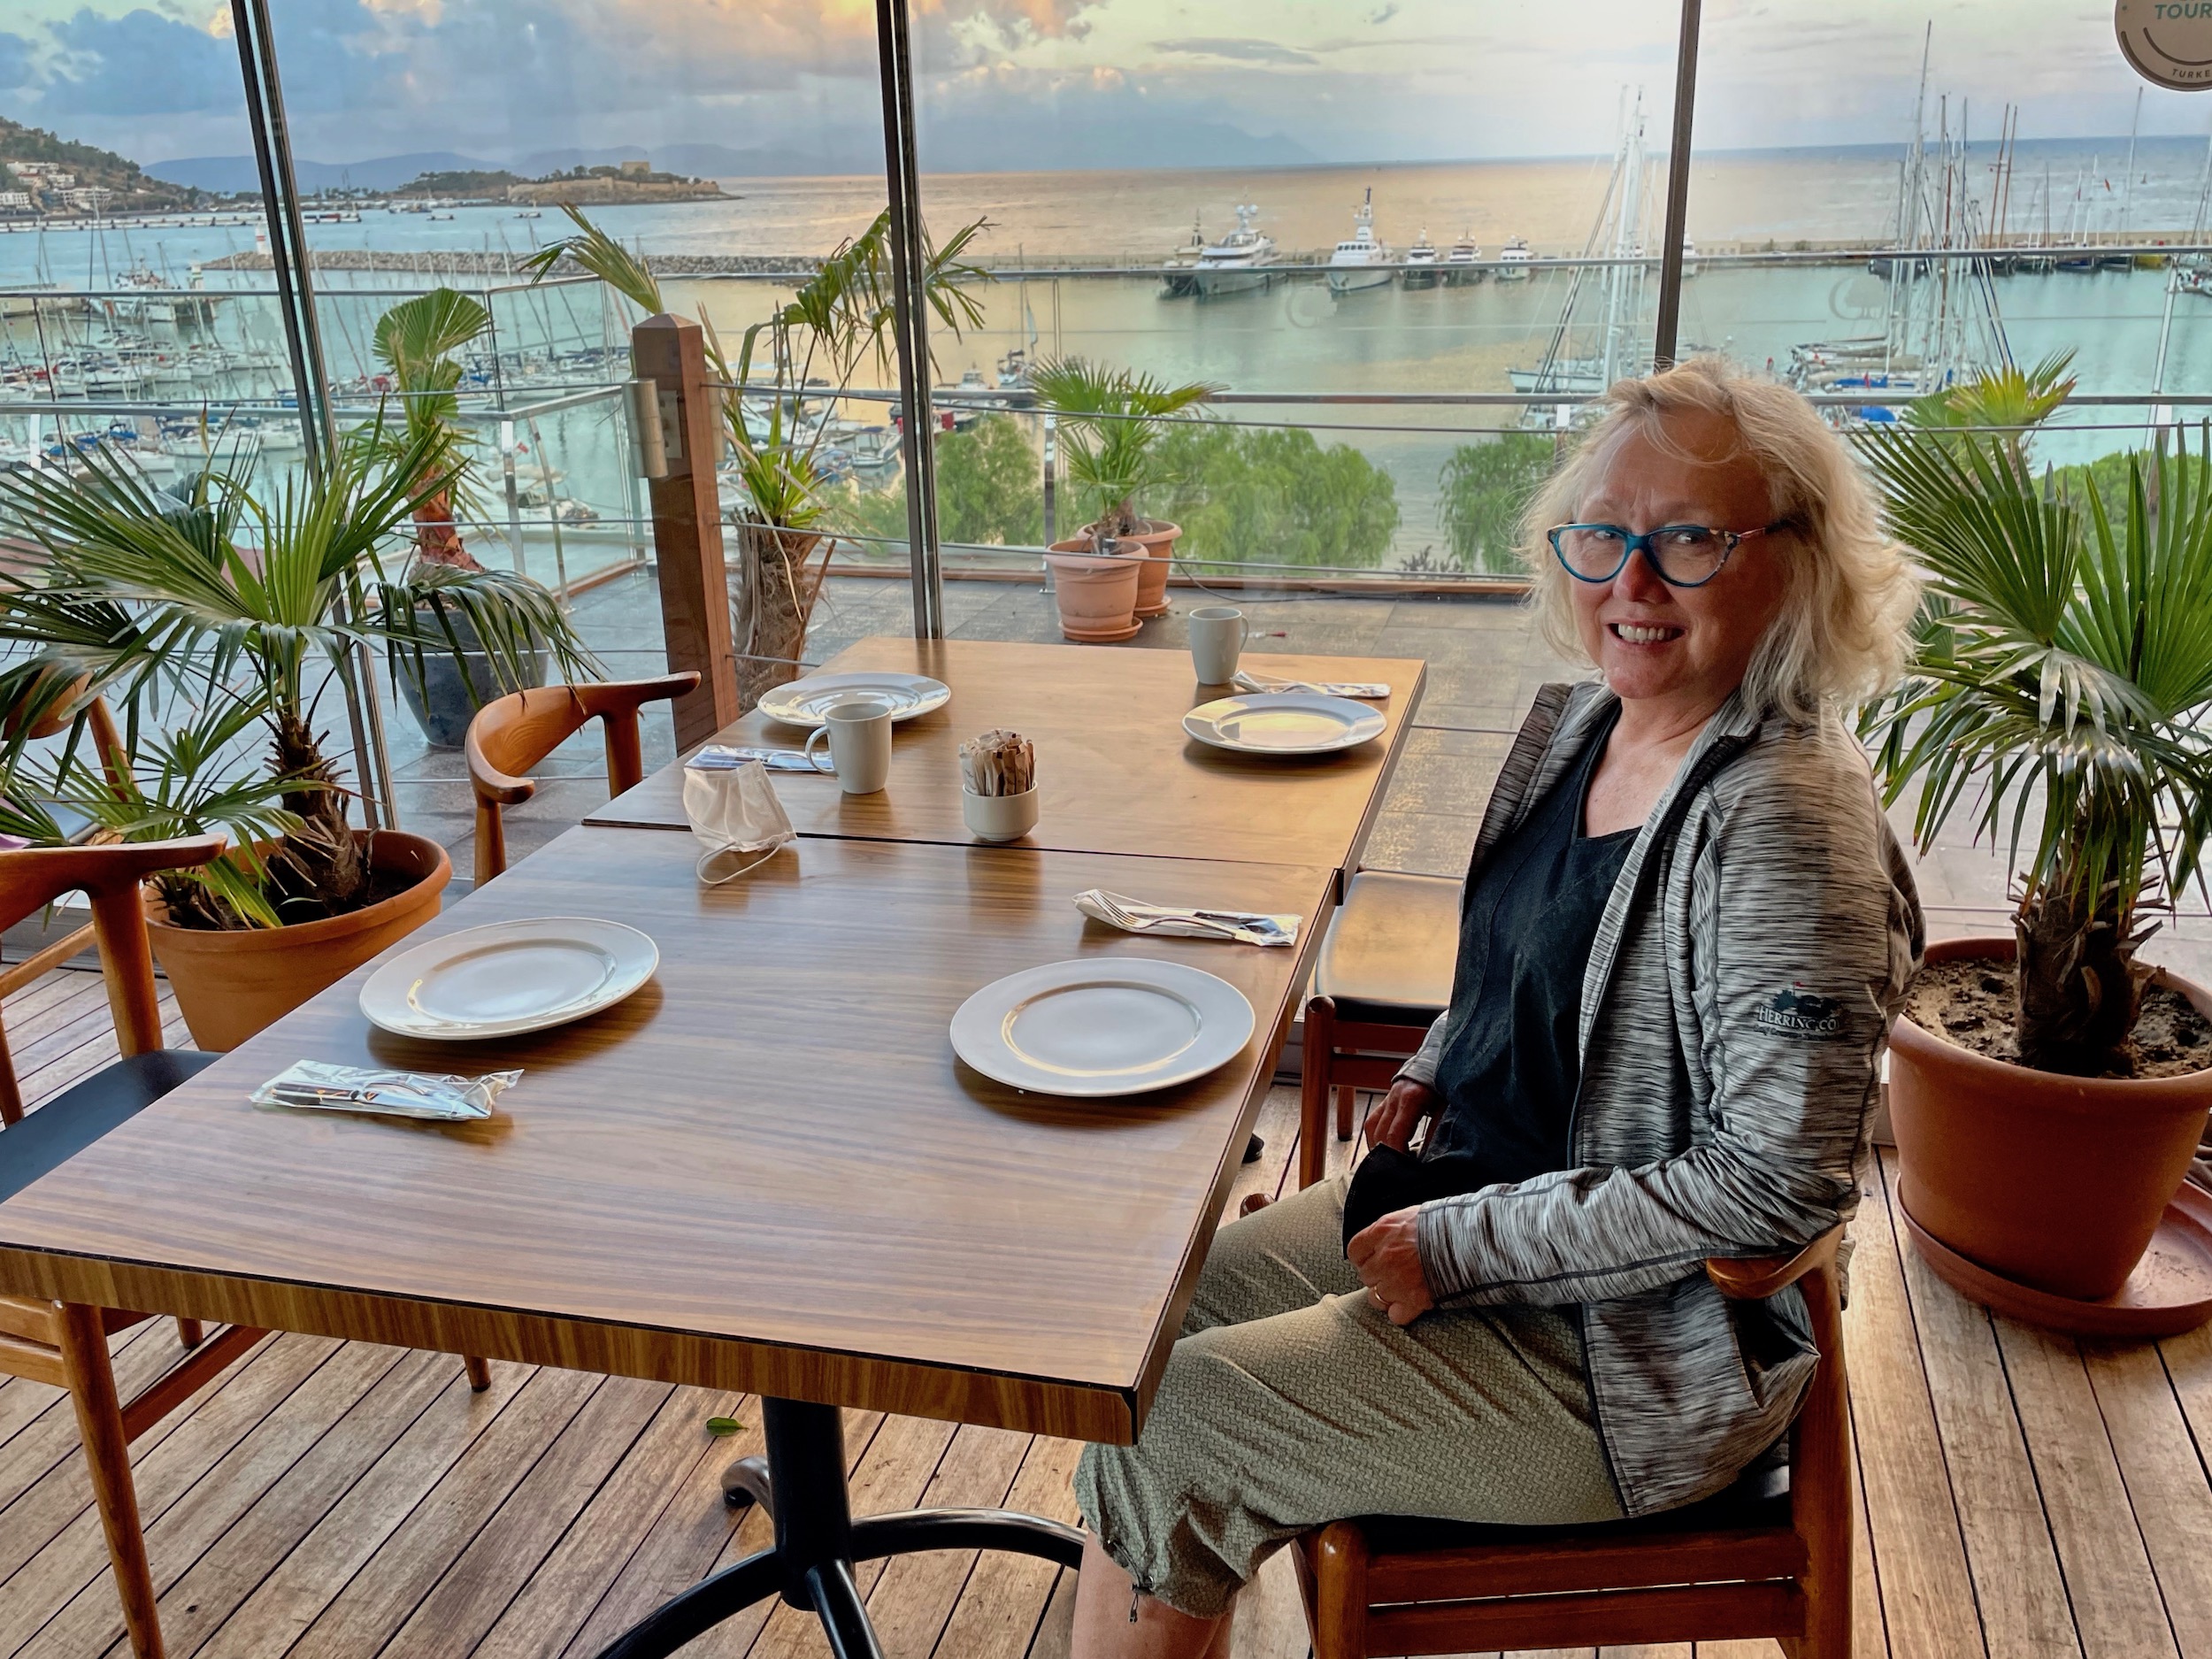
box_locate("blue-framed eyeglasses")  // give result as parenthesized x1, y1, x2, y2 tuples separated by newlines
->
(1547, 521, 1789, 588)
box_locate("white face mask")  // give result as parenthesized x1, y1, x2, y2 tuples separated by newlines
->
(682, 757, 797, 885)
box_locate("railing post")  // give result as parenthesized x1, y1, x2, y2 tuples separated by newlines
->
(632, 313, 740, 748)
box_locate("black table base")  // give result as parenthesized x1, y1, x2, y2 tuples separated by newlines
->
(597, 1396, 1087, 1659)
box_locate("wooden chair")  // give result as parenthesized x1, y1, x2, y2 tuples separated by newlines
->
(1291, 1225, 1851, 1657)
(0, 836, 266, 1659)
(1300, 871, 1459, 1188)
(464, 673, 700, 887)
(0, 689, 131, 1125)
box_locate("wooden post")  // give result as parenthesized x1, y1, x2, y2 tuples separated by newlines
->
(632, 314, 739, 749)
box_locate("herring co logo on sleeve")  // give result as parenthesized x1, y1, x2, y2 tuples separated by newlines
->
(2117, 0, 2212, 90)
(1755, 985, 1847, 1040)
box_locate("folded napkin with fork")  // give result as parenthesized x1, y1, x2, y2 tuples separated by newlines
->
(1073, 888, 1299, 947)
(1232, 669, 1392, 700)
(250, 1060, 520, 1122)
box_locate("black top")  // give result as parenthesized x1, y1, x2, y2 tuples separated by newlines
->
(1422, 705, 1634, 1183)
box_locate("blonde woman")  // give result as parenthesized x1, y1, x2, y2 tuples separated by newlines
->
(1069, 358, 1926, 1659)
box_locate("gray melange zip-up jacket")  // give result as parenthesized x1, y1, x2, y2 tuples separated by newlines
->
(1399, 679, 1923, 1517)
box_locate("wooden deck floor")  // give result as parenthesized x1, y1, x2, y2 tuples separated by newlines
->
(4, 966, 2212, 1659)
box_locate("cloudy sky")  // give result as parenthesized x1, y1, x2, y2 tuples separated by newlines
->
(0, 0, 2202, 169)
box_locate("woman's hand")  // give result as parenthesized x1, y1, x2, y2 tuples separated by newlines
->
(1366, 1078, 1439, 1153)
(1347, 1206, 1435, 1325)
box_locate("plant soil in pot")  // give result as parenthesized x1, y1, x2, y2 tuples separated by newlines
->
(147, 830, 451, 1050)
(1045, 537, 1144, 642)
(1084, 517, 1179, 618)
(396, 608, 549, 749)
(1887, 935, 2212, 1304)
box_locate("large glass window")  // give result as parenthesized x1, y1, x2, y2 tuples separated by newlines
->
(1685, 2, 2212, 465)
(908, 1, 1687, 582)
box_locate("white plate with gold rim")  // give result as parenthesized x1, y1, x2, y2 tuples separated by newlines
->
(360, 918, 658, 1041)
(949, 957, 1254, 1097)
(757, 672, 950, 728)
(1182, 692, 1386, 757)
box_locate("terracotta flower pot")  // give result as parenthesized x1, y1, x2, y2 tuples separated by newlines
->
(1083, 518, 1180, 618)
(1887, 935, 2212, 1302)
(146, 830, 451, 1051)
(1045, 538, 1144, 643)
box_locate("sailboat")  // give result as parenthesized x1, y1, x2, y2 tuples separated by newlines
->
(1509, 95, 1655, 412)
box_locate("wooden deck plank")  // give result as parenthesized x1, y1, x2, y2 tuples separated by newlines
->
(555, 1399, 760, 1658)
(288, 1367, 605, 1655)
(106, 1348, 458, 1659)
(16, 1339, 403, 1659)
(373, 1374, 673, 1659)
(2082, 1339, 2212, 1657)
(474, 1383, 746, 1659)
(940, 1433, 1083, 1659)
(0, 1333, 335, 1657)
(1880, 1152, 2078, 1658)
(1842, 1154, 1984, 1659)
(860, 1422, 1036, 1655)
(670, 1410, 889, 1659)
(197, 1356, 534, 1659)
(747, 1409, 962, 1659)
(0, 1318, 171, 1509)
(1993, 1316, 2177, 1659)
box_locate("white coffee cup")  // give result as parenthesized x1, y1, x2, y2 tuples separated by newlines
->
(803, 697, 894, 795)
(1189, 606, 1249, 684)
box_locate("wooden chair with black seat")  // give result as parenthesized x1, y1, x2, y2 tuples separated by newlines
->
(464, 672, 701, 886)
(0, 835, 270, 1659)
(1299, 870, 1461, 1189)
(1286, 1219, 1852, 1657)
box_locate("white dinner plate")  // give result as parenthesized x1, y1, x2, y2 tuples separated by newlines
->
(1182, 692, 1387, 757)
(757, 672, 951, 728)
(360, 918, 659, 1041)
(949, 957, 1255, 1098)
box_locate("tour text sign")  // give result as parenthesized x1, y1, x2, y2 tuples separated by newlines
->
(2118, 0, 2212, 89)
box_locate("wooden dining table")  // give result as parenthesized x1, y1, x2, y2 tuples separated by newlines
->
(588, 635, 1427, 887)
(0, 822, 1352, 1655)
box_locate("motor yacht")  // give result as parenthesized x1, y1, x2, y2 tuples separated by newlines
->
(1444, 231, 1484, 285)
(1402, 228, 1440, 288)
(1496, 238, 1533, 281)
(1326, 189, 1393, 295)
(1193, 205, 1277, 297)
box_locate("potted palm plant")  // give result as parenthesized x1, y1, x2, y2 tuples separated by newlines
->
(1029, 357, 1216, 621)
(0, 420, 594, 1049)
(351, 286, 550, 747)
(527, 207, 987, 710)
(1860, 359, 2212, 1314)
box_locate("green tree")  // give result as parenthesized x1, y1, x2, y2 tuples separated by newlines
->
(1436, 434, 1554, 574)
(937, 416, 1043, 547)
(1154, 425, 1399, 570)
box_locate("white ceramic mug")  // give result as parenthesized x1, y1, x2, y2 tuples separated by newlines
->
(803, 697, 894, 795)
(1189, 606, 1249, 684)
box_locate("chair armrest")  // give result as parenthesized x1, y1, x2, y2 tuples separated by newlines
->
(1704, 1225, 1843, 1301)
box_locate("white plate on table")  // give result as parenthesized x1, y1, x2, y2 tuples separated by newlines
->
(361, 918, 658, 1041)
(950, 958, 1255, 1097)
(757, 672, 950, 728)
(1182, 693, 1386, 757)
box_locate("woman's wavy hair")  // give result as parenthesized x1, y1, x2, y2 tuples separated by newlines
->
(1521, 356, 1920, 722)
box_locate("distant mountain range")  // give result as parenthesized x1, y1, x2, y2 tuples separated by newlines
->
(146, 122, 1317, 196)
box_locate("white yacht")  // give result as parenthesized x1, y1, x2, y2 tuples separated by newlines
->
(1402, 227, 1440, 288)
(1444, 231, 1483, 285)
(1326, 189, 1393, 295)
(1193, 204, 1277, 297)
(1496, 237, 1533, 281)
(1679, 239, 1700, 278)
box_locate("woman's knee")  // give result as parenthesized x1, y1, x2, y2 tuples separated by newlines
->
(1187, 1176, 1353, 1332)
